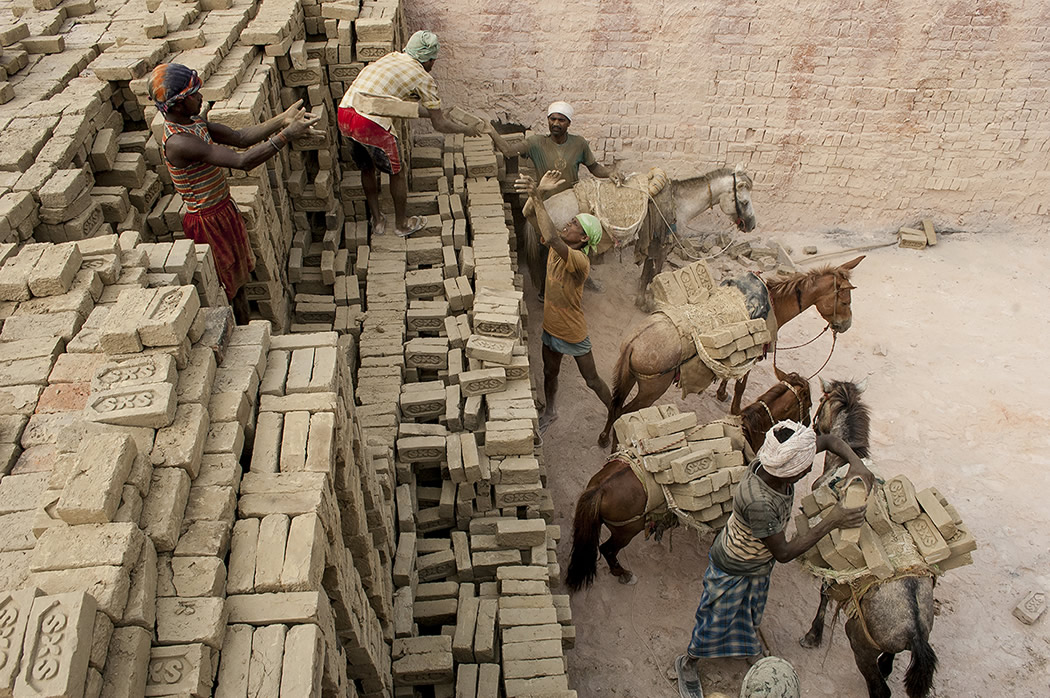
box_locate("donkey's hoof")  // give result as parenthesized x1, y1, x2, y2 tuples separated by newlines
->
(618, 572, 638, 586)
(598, 432, 610, 448)
(715, 389, 729, 402)
(799, 633, 822, 649)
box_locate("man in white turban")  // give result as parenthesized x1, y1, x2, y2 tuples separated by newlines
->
(485, 100, 619, 297)
(675, 422, 873, 698)
(338, 30, 482, 238)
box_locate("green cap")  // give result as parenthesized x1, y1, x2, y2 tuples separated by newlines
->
(575, 213, 602, 255)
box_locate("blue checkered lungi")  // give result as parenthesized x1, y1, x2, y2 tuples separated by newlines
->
(687, 558, 771, 658)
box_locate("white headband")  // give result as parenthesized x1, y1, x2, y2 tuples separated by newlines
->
(757, 420, 817, 478)
(547, 101, 574, 121)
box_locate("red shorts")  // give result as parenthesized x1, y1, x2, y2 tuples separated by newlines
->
(337, 106, 402, 175)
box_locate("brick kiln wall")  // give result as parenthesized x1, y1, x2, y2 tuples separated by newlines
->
(408, 0, 1050, 235)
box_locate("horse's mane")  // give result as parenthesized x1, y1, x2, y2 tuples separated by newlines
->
(674, 167, 752, 189)
(822, 380, 871, 458)
(766, 263, 852, 298)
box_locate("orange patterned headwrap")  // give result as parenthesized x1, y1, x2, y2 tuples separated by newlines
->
(148, 63, 202, 113)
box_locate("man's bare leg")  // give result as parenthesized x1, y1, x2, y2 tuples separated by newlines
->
(390, 170, 412, 234)
(574, 351, 611, 407)
(231, 288, 250, 326)
(359, 164, 386, 235)
(539, 343, 563, 432)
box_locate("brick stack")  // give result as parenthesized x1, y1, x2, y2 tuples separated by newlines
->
(219, 329, 390, 697)
(800, 474, 977, 579)
(0, 231, 253, 697)
(612, 405, 749, 528)
(370, 132, 576, 697)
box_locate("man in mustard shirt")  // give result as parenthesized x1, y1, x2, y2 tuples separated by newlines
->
(515, 171, 612, 432)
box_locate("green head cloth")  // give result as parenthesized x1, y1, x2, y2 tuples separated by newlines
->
(404, 30, 440, 62)
(575, 213, 603, 255)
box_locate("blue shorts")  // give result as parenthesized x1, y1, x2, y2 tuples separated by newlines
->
(542, 330, 592, 357)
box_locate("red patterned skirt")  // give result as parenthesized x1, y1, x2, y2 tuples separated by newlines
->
(182, 197, 255, 300)
(338, 106, 402, 175)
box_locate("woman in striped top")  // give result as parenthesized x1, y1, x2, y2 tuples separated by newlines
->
(150, 63, 322, 323)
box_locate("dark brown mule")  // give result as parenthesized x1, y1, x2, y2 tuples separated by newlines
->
(597, 256, 864, 450)
(800, 379, 938, 698)
(735, 366, 813, 453)
(565, 372, 812, 592)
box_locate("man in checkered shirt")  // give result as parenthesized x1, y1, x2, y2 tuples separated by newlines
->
(338, 30, 482, 237)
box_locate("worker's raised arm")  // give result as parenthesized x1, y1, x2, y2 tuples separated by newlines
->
(167, 109, 321, 172)
(761, 502, 866, 563)
(421, 106, 483, 136)
(515, 172, 570, 260)
(209, 99, 314, 149)
(485, 122, 530, 158)
(815, 433, 874, 491)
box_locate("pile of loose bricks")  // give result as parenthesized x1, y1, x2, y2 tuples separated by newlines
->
(0, 2, 580, 697)
(612, 404, 748, 527)
(799, 473, 977, 581)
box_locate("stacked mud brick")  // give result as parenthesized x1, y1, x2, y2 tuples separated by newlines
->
(0, 232, 248, 697)
(697, 318, 772, 368)
(649, 258, 716, 307)
(340, 131, 575, 695)
(217, 330, 392, 697)
(613, 405, 749, 527)
(800, 474, 977, 579)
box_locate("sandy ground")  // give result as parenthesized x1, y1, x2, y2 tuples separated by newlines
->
(524, 227, 1050, 697)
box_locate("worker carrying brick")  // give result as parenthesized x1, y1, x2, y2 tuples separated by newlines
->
(514, 170, 611, 434)
(486, 101, 619, 297)
(150, 62, 322, 323)
(338, 30, 483, 238)
(675, 421, 873, 698)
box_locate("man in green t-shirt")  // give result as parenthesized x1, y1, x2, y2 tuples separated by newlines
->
(487, 102, 618, 296)
(675, 421, 874, 698)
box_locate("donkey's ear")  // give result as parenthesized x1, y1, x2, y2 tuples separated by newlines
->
(840, 255, 865, 271)
(855, 378, 868, 393)
(820, 377, 833, 394)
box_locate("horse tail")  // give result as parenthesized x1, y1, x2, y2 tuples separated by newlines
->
(609, 343, 635, 423)
(904, 579, 938, 698)
(565, 481, 605, 593)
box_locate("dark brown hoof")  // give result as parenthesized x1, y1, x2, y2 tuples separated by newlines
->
(799, 633, 822, 649)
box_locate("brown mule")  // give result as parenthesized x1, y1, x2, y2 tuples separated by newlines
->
(598, 256, 864, 450)
(565, 372, 813, 592)
(735, 366, 813, 453)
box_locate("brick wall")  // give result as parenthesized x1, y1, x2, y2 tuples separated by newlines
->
(407, 0, 1050, 235)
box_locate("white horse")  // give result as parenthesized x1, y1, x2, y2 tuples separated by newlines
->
(523, 166, 757, 304)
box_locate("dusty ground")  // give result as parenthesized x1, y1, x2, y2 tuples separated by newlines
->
(524, 226, 1050, 697)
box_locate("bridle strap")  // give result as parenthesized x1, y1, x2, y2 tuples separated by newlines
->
(756, 399, 776, 428)
(781, 380, 807, 423)
(773, 275, 840, 379)
(732, 171, 744, 224)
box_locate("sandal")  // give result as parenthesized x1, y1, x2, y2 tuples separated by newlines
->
(395, 215, 427, 238)
(675, 655, 704, 698)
